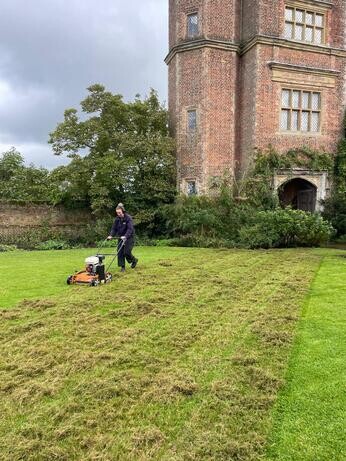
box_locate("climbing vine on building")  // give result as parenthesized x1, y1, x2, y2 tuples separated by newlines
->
(252, 146, 334, 177)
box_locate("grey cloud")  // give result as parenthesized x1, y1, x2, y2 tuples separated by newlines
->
(0, 0, 168, 165)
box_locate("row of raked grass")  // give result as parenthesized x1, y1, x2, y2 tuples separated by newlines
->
(0, 247, 344, 460)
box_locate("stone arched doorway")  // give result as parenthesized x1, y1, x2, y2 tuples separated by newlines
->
(278, 178, 317, 212)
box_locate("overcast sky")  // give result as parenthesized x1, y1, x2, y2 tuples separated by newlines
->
(0, 0, 168, 168)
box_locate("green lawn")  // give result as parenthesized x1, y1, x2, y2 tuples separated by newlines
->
(0, 247, 192, 309)
(0, 247, 344, 460)
(265, 251, 346, 461)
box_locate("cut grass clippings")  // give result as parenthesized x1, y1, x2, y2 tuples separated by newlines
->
(265, 251, 346, 461)
(0, 248, 322, 460)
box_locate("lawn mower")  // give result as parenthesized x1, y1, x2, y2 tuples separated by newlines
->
(66, 240, 124, 287)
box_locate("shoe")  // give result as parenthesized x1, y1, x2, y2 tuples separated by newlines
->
(131, 258, 138, 269)
(120, 267, 125, 273)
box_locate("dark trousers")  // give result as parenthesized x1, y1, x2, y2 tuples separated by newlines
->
(117, 237, 135, 268)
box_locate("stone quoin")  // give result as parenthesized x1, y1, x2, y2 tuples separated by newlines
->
(166, 0, 346, 211)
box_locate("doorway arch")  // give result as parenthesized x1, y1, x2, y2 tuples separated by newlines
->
(278, 177, 317, 212)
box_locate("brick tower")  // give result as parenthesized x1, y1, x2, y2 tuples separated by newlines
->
(166, 0, 346, 209)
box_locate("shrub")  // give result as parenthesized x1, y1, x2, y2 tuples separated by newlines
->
(323, 187, 346, 237)
(335, 234, 346, 244)
(155, 239, 175, 247)
(0, 244, 18, 252)
(0, 227, 48, 249)
(95, 238, 118, 249)
(239, 208, 334, 249)
(35, 240, 71, 250)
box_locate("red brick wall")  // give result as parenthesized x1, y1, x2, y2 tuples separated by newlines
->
(168, 0, 346, 191)
(170, 48, 239, 192)
(248, 45, 346, 169)
(203, 49, 239, 181)
(330, 0, 346, 48)
(259, 0, 284, 37)
(171, 49, 205, 188)
(204, 0, 240, 41)
(238, 46, 259, 172)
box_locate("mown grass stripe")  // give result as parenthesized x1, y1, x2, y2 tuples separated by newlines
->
(266, 253, 346, 461)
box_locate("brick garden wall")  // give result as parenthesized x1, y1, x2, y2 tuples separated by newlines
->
(0, 202, 92, 245)
(0, 202, 91, 227)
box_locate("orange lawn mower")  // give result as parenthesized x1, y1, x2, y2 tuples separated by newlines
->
(66, 239, 125, 287)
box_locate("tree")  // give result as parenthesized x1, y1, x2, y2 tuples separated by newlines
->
(0, 148, 24, 181)
(49, 85, 176, 219)
(0, 149, 54, 202)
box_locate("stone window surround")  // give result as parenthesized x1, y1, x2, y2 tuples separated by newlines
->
(268, 61, 340, 137)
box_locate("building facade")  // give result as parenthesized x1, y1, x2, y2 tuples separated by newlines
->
(166, 0, 346, 211)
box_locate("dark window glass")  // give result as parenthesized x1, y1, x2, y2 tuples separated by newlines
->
(187, 181, 197, 196)
(188, 110, 197, 131)
(187, 13, 198, 38)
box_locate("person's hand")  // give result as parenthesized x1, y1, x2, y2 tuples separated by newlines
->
(121, 236, 127, 242)
(107, 236, 113, 240)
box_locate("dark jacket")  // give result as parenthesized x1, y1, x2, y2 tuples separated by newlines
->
(110, 213, 135, 239)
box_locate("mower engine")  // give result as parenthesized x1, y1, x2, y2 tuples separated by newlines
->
(67, 254, 112, 286)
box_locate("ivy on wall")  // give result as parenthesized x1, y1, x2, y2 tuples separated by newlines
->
(252, 145, 334, 177)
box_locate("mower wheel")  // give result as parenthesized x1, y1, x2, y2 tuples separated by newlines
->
(90, 280, 100, 287)
(67, 276, 73, 285)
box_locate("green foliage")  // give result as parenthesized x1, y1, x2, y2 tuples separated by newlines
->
(49, 85, 176, 216)
(323, 135, 346, 235)
(335, 234, 346, 243)
(95, 238, 118, 249)
(239, 208, 333, 249)
(0, 225, 80, 250)
(323, 190, 346, 236)
(35, 240, 71, 251)
(163, 177, 333, 248)
(0, 244, 18, 252)
(162, 175, 279, 244)
(0, 149, 59, 202)
(253, 145, 334, 176)
(0, 147, 24, 181)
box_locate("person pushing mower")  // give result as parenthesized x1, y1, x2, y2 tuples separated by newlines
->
(107, 203, 138, 272)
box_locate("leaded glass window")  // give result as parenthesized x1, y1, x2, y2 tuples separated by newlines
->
(280, 110, 290, 131)
(187, 180, 197, 196)
(301, 111, 309, 131)
(187, 13, 198, 38)
(187, 110, 197, 131)
(284, 6, 325, 44)
(280, 89, 321, 133)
